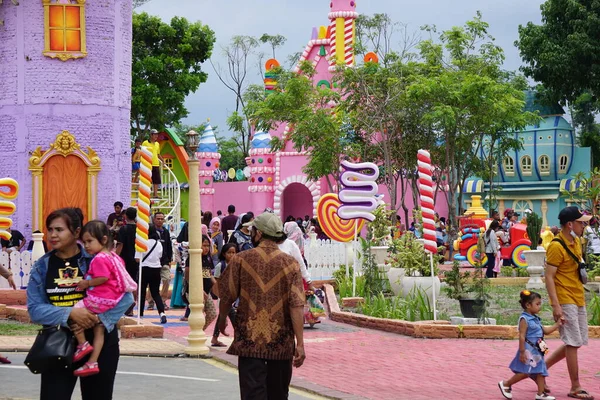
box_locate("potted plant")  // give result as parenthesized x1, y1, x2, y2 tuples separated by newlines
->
(443, 260, 489, 319)
(387, 234, 440, 304)
(523, 210, 545, 289)
(368, 204, 394, 266)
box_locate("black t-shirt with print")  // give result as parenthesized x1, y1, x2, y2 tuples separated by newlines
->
(1, 230, 25, 249)
(117, 224, 137, 266)
(45, 253, 85, 307)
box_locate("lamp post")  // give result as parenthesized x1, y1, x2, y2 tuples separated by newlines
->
(184, 130, 210, 356)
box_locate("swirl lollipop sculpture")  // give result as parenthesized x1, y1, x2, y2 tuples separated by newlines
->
(0, 178, 19, 241)
(135, 146, 152, 253)
(417, 149, 438, 320)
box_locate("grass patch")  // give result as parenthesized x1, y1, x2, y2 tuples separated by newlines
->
(0, 320, 41, 336)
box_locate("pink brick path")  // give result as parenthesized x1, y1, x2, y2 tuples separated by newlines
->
(156, 307, 600, 400)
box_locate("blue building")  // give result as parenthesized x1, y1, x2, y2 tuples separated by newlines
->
(462, 92, 591, 226)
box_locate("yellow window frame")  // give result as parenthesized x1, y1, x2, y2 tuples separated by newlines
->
(43, 0, 87, 61)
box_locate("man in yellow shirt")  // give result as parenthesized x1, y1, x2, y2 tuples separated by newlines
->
(142, 129, 163, 198)
(544, 206, 593, 400)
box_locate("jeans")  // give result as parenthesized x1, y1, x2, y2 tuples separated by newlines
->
(40, 328, 119, 400)
(140, 267, 164, 316)
(238, 357, 293, 400)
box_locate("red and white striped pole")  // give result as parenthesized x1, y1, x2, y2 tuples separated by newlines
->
(417, 149, 437, 320)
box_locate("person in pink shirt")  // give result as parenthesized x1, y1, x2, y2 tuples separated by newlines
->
(71, 220, 137, 377)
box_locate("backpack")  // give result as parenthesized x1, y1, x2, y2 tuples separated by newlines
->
(477, 233, 486, 255)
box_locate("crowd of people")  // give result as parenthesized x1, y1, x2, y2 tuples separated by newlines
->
(0, 199, 595, 399)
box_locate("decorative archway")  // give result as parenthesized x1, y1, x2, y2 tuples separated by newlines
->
(29, 130, 101, 231)
(273, 175, 320, 217)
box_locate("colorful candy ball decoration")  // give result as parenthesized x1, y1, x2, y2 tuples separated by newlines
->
(267, 177, 272, 183)
(206, 161, 211, 167)
(204, 179, 210, 185)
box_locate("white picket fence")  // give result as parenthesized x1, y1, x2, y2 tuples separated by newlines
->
(0, 250, 33, 289)
(304, 238, 362, 280)
(0, 239, 361, 289)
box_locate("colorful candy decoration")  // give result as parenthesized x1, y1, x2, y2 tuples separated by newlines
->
(135, 146, 152, 252)
(364, 52, 379, 64)
(417, 149, 438, 255)
(0, 178, 19, 241)
(329, 0, 358, 68)
(228, 168, 236, 180)
(337, 160, 379, 222)
(265, 59, 280, 93)
(317, 193, 365, 242)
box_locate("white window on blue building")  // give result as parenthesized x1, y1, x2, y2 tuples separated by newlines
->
(539, 155, 550, 176)
(520, 155, 532, 176)
(503, 156, 515, 176)
(559, 155, 569, 174)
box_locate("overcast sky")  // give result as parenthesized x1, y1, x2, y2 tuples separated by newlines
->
(137, 0, 546, 136)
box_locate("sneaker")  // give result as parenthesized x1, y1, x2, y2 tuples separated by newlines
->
(73, 361, 100, 377)
(535, 394, 555, 400)
(73, 341, 94, 363)
(160, 313, 167, 324)
(498, 381, 513, 400)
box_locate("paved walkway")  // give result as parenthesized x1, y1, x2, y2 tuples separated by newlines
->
(154, 307, 600, 400)
(3, 305, 600, 399)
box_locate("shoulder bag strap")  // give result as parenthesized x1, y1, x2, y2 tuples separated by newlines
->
(551, 238, 581, 263)
(142, 240, 158, 263)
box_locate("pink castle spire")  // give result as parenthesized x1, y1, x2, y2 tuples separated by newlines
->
(328, 0, 358, 68)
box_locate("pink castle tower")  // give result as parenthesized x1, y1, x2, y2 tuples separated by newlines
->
(197, 122, 221, 214)
(246, 0, 360, 219)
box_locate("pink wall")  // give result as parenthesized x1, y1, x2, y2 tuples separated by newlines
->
(206, 179, 449, 225)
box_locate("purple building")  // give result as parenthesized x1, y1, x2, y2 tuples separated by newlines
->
(0, 0, 132, 235)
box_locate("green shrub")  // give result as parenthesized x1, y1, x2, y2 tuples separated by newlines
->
(500, 266, 514, 277)
(359, 287, 433, 322)
(589, 292, 600, 326)
(516, 268, 529, 277)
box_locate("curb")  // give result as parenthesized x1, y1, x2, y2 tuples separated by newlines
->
(322, 284, 600, 340)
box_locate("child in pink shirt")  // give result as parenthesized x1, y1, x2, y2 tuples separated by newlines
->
(72, 220, 136, 377)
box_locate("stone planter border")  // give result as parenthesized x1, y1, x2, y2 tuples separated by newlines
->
(323, 284, 600, 339)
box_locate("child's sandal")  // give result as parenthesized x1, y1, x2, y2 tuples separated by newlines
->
(73, 341, 94, 363)
(73, 361, 100, 377)
(498, 381, 513, 399)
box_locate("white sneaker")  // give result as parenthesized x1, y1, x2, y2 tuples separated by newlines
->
(498, 381, 513, 399)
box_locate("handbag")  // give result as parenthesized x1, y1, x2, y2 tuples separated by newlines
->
(24, 325, 75, 374)
(552, 238, 588, 284)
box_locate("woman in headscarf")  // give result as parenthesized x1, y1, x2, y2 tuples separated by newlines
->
(284, 221, 304, 255)
(209, 217, 223, 266)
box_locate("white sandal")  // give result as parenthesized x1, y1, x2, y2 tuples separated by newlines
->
(498, 381, 513, 399)
(535, 394, 555, 400)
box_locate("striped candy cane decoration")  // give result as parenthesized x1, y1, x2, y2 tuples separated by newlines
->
(417, 149, 437, 255)
(343, 17, 354, 66)
(135, 146, 152, 252)
(329, 20, 337, 68)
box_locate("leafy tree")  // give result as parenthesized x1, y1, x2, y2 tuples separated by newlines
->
(572, 92, 600, 168)
(131, 13, 215, 139)
(407, 13, 538, 227)
(249, 61, 356, 191)
(516, 0, 600, 106)
(216, 135, 247, 171)
(211, 36, 260, 157)
(259, 33, 287, 59)
(133, 0, 151, 8)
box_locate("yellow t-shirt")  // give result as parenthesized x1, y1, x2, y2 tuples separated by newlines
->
(142, 140, 160, 167)
(545, 231, 585, 306)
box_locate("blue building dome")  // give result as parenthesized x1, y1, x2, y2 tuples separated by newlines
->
(198, 123, 218, 153)
(251, 131, 272, 149)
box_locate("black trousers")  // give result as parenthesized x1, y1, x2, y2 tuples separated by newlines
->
(140, 267, 164, 316)
(485, 252, 496, 278)
(238, 357, 293, 400)
(40, 328, 119, 400)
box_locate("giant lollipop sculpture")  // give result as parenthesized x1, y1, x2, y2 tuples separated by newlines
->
(417, 149, 438, 320)
(317, 160, 379, 295)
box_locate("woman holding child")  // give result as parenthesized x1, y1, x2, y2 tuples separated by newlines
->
(26, 208, 133, 400)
